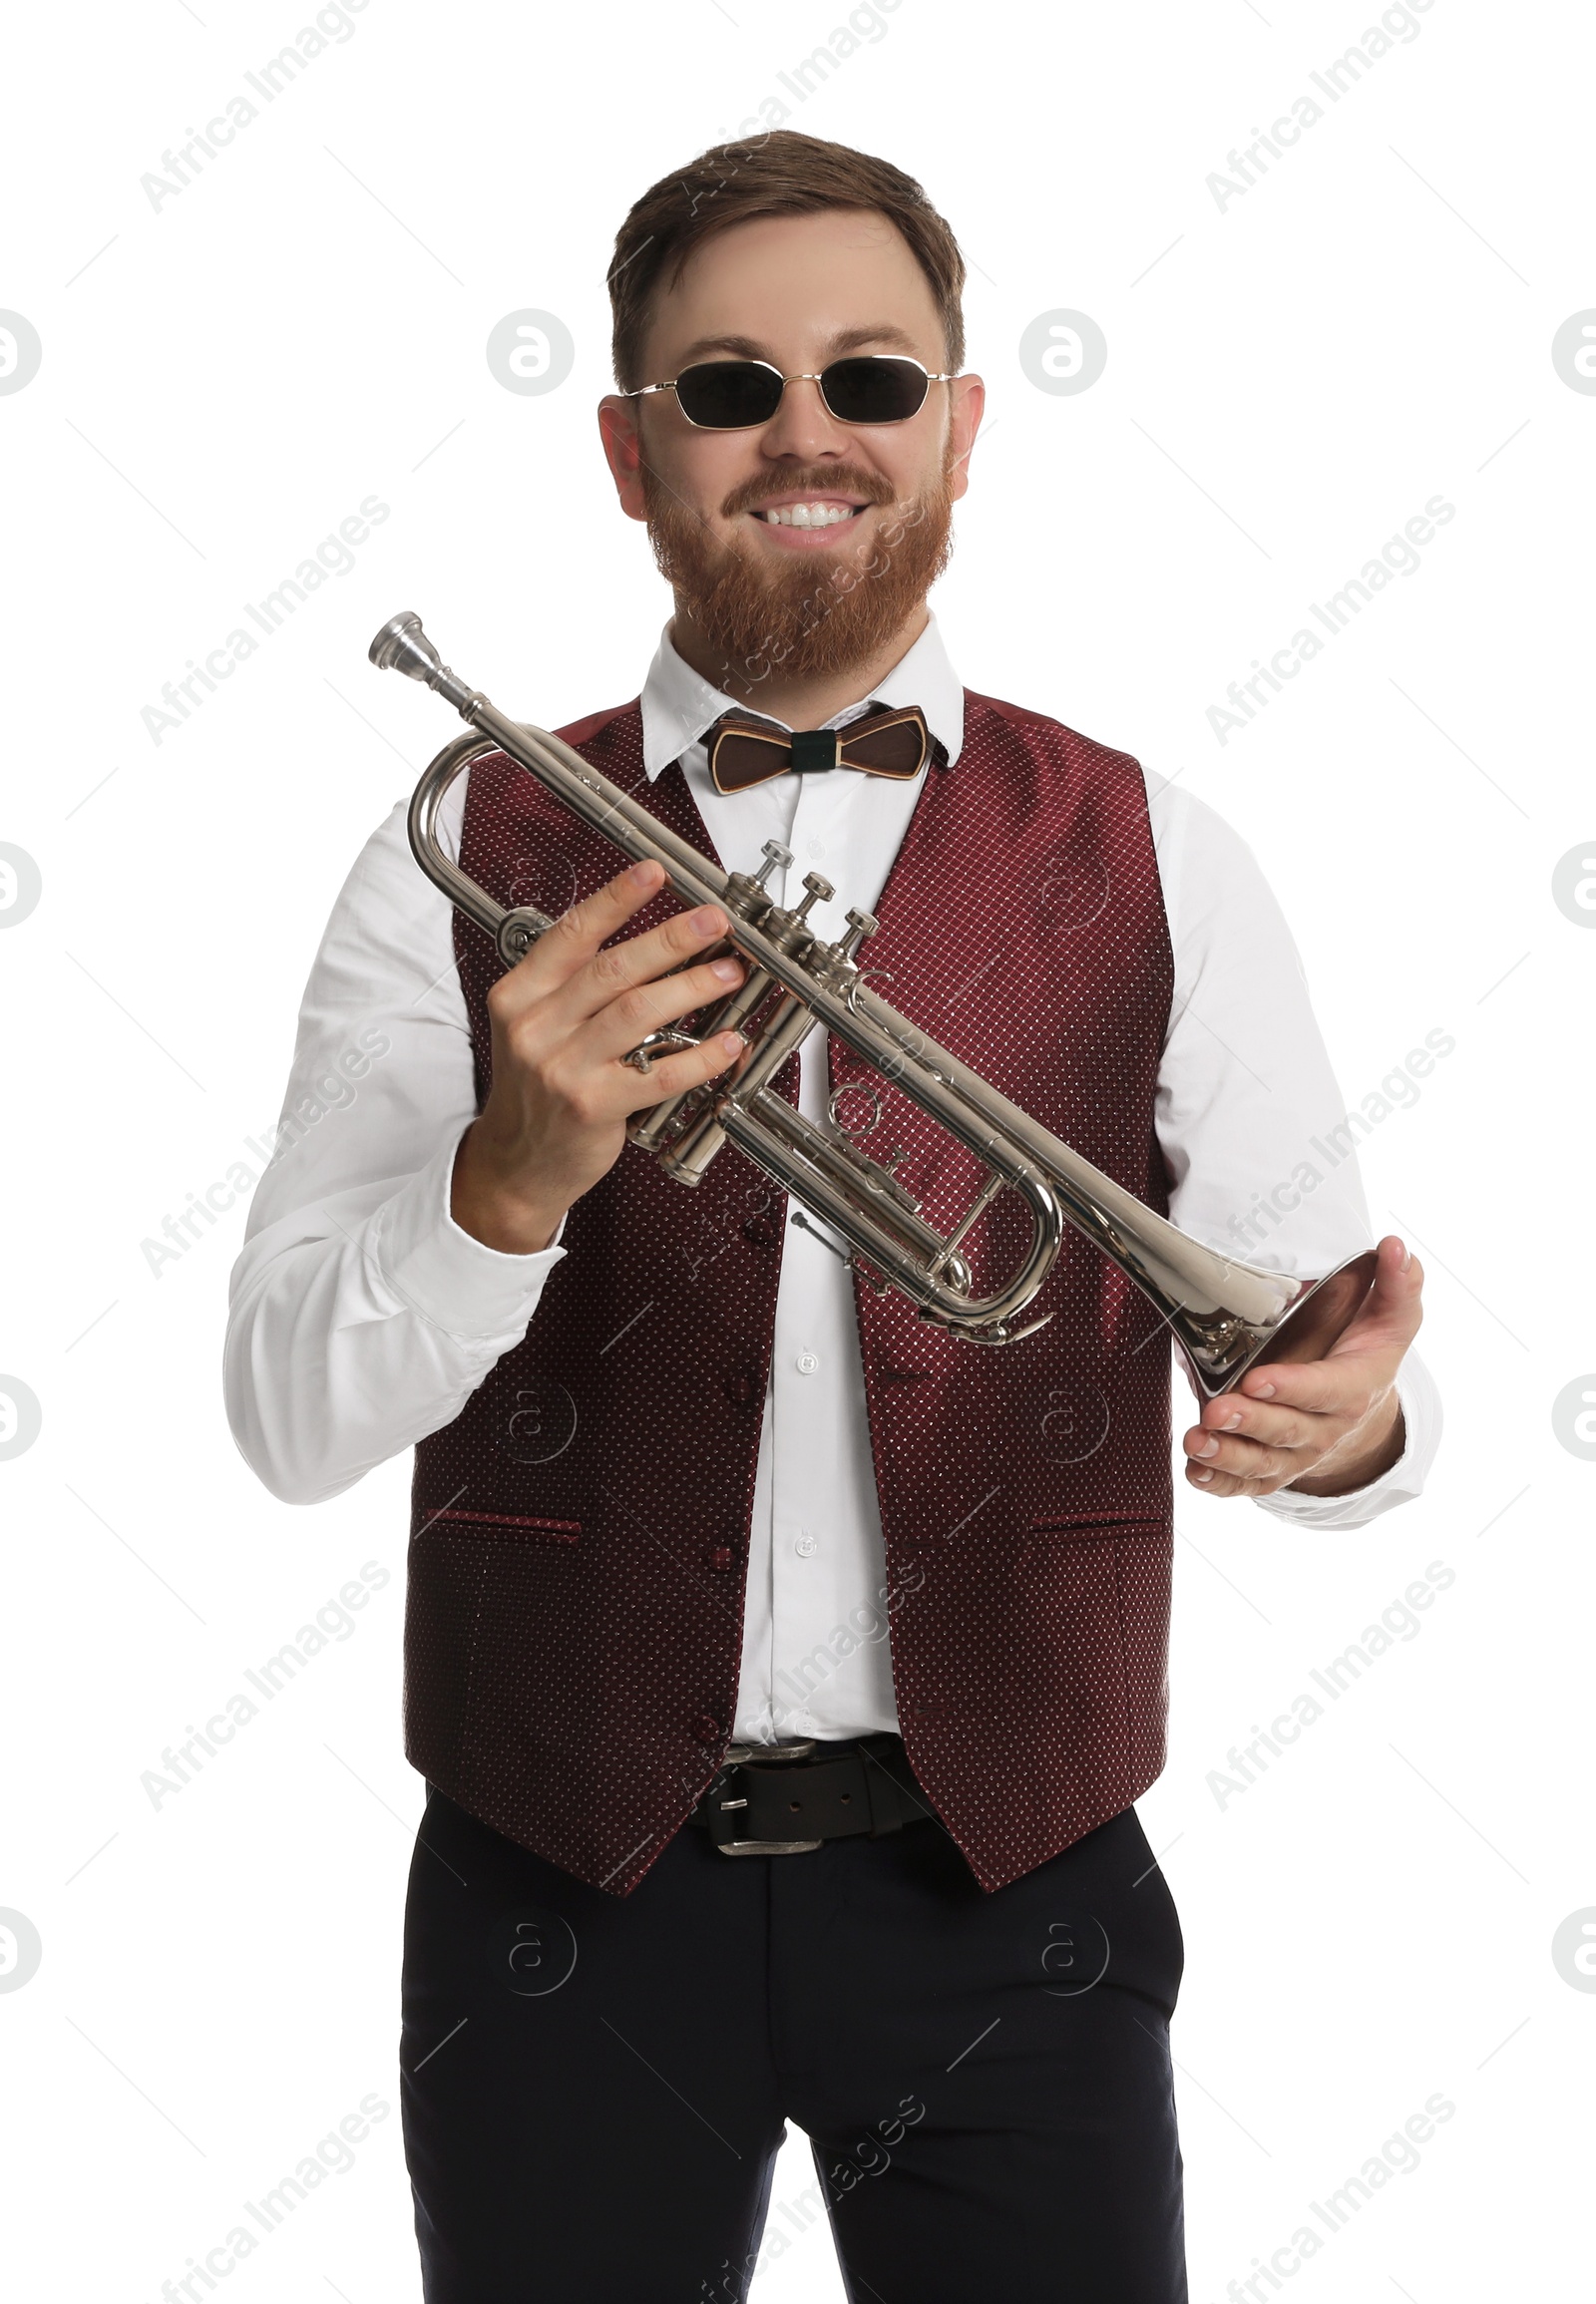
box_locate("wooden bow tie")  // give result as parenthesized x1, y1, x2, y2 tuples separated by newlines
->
(706, 703, 933, 795)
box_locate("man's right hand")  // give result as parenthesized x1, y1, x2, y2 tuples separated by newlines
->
(450, 859, 748, 1254)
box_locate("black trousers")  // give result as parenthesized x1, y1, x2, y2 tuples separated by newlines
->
(401, 1761, 1187, 2302)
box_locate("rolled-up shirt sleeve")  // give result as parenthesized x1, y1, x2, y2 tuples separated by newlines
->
(223, 782, 565, 1505)
(1147, 769, 1441, 1526)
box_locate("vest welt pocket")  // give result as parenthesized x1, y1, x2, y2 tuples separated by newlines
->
(419, 1508, 582, 1542)
(1026, 1513, 1165, 1541)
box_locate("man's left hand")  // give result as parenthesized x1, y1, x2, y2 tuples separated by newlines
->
(1182, 1235, 1423, 1499)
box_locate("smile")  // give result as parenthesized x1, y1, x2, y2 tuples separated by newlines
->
(752, 499, 867, 528)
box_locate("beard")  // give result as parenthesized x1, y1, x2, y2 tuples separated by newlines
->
(639, 451, 957, 696)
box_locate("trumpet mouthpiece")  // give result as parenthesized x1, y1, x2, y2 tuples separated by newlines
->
(369, 611, 473, 710)
(370, 610, 441, 680)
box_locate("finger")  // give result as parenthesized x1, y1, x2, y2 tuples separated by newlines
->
(557, 899, 737, 1027)
(1232, 1239, 1423, 1416)
(1183, 1422, 1324, 1483)
(1304, 1237, 1425, 1366)
(614, 1028, 750, 1116)
(1341, 1234, 1425, 1351)
(582, 952, 748, 1066)
(1186, 1458, 1288, 1497)
(1235, 1351, 1385, 1418)
(1197, 1394, 1322, 1450)
(498, 861, 674, 1001)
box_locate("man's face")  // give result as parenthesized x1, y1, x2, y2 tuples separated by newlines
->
(598, 206, 984, 690)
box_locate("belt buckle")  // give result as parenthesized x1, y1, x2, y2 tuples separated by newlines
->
(711, 1738, 823, 1855)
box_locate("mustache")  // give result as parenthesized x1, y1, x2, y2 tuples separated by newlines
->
(720, 465, 899, 520)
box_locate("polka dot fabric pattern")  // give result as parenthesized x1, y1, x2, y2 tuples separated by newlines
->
(407, 692, 1176, 1896)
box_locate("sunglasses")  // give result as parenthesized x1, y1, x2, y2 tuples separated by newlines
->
(623, 354, 957, 431)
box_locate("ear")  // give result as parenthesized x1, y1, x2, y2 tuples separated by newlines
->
(947, 372, 985, 502)
(598, 395, 649, 523)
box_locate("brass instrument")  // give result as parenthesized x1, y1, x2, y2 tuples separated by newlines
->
(369, 612, 1377, 1395)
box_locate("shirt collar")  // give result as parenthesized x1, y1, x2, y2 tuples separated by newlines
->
(637, 608, 966, 782)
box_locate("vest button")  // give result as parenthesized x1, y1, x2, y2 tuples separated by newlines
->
(690, 1714, 722, 1743)
(722, 1369, 758, 1405)
(741, 1217, 779, 1248)
(706, 1546, 733, 1571)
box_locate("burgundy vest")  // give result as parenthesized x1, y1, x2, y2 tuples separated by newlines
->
(407, 692, 1175, 1895)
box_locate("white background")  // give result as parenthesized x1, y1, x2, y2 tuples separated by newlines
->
(2, 0, 1592, 2297)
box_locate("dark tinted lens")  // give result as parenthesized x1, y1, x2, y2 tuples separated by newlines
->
(821, 357, 929, 424)
(674, 362, 784, 428)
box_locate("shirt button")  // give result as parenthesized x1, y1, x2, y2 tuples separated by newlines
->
(690, 1714, 722, 1744)
(795, 1350, 820, 1375)
(794, 1532, 818, 1558)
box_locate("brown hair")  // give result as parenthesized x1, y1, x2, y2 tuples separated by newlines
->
(606, 131, 966, 391)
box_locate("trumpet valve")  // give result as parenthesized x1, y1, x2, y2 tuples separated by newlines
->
(791, 870, 835, 924)
(834, 907, 879, 960)
(722, 841, 794, 926)
(755, 839, 793, 890)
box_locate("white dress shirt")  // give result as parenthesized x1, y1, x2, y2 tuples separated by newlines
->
(223, 611, 1441, 1746)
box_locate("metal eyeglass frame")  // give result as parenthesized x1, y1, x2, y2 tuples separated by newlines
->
(620, 354, 959, 430)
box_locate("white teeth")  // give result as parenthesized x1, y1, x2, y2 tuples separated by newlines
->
(759, 502, 859, 528)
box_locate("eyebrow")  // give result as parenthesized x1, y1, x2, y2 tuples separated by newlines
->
(668, 322, 928, 369)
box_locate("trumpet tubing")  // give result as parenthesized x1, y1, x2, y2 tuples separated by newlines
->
(369, 612, 1377, 1395)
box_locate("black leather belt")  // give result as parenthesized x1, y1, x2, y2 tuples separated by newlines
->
(688, 1731, 942, 1856)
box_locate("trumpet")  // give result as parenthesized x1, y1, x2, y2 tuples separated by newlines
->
(369, 612, 1376, 1395)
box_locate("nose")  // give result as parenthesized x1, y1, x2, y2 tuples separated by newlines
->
(754, 373, 853, 463)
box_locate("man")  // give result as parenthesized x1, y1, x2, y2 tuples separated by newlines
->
(225, 133, 1438, 2303)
